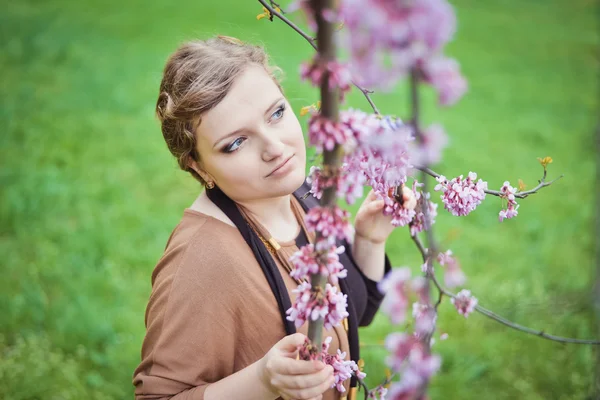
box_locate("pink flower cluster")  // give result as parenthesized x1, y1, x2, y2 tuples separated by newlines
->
(385, 333, 441, 398)
(420, 55, 468, 106)
(289, 244, 348, 285)
(338, 0, 467, 105)
(341, 109, 387, 150)
(362, 116, 414, 179)
(307, 162, 367, 205)
(307, 109, 382, 154)
(436, 250, 466, 288)
(409, 182, 438, 236)
(305, 206, 352, 250)
(296, 335, 366, 393)
(307, 114, 428, 210)
(286, 282, 349, 330)
(301, 56, 353, 102)
(367, 385, 389, 400)
(498, 181, 519, 222)
(308, 114, 355, 153)
(412, 302, 437, 336)
(434, 172, 488, 216)
(451, 289, 478, 317)
(383, 193, 417, 228)
(411, 123, 449, 166)
(378, 267, 412, 324)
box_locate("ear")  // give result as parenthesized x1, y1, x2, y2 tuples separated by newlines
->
(188, 159, 214, 183)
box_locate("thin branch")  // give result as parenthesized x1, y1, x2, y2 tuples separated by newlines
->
(417, 166, 563, 199)
(256, 0, 381, 116)
(410, 233, 600, 345)
(355, 371, 398, 400)
(258, 0, 317, 48)
(269, 0, 286, 14)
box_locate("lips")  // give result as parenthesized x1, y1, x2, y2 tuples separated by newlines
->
(267, 155, 294, 177)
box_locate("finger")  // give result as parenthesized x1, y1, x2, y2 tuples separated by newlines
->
(276, 333, 307, 353)
(275, 365, 333, 390)
(272, 356, 326, 375)
(365, 199, 385, 214)
(283, 374, 335, 400)
(365, 189, 378, 203)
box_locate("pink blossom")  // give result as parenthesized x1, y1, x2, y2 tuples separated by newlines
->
(385, 333, 441, 392)
(320, 337, 366, 392)
(307, 161, 367, 205)
(378, 267, 412, 324)
(434, 171, 488, 216)
(436, 250, 466, 288)
(338, 163, 368, 204)
(286, 283, 349, 329)
(297, 336, 366, 391)
(367, 385, 389, 400)
(421, 55, 468, 106)
(411, 123, 449, 165)
(363, 116, 414, 175)
(376, 183, 418, 228)
(411, 276, 429, 304)
(301, 57, 353, 102)
(384, 333, 417, 372)
(308, 114, 355, 153)
(339, 0, 458, 89)
(289, 244, 348, 285)
(412, 302, 437, 336)
(400, 347, 441, 389)
(498, 181, 519, 222)
(410, 182, 438, 236)
(407, 0, 457, 53)
(451, 289, 478, 317)
(305, 206, 352, 249)
(341, 109, 385, 146)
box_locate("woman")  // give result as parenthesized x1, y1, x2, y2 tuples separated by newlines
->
(133, 36, 398, 400)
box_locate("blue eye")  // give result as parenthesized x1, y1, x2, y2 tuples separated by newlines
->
(225, 137, 246, 153)
(272, 104, 285, 120)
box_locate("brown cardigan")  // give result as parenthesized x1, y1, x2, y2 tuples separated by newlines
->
(133, 190, 390, 399)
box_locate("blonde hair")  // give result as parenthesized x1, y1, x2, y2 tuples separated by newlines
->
(156, 36, 283, 184)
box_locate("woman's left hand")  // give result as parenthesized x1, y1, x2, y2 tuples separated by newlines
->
(353, 187, 418, 244)
(353, 189, 396, 244)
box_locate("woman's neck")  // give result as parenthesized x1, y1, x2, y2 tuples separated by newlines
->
(194, 190, 300, 242)
(236, 194, 300, 242)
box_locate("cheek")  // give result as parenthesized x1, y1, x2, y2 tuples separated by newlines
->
(284, 114, 306, 147)
(205, 153, 259, 186)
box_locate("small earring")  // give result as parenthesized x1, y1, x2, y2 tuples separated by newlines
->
(206, 181, 215, 189)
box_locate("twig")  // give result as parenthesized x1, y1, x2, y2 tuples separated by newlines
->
(256, 0, 381, 116)
(269, 0, 285, 14)
(258, 0, 317, 47)
(354, 371, 398, 400)
(410, 234, 600, 345)
(416, 166, 563, 199)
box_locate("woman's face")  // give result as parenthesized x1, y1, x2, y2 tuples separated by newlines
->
(193, 64, 307, 202)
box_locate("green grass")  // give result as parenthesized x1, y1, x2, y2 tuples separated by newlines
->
(0, 0, 598, 398)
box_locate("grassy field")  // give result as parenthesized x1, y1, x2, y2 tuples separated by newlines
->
(1, 0, 598, 399)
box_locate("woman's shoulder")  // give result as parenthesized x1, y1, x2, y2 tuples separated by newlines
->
(151, 209, 253, 287)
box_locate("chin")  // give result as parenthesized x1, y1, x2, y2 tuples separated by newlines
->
(267, 167, 307, 196)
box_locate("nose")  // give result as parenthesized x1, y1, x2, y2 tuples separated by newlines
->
(261, 131, 285, 162)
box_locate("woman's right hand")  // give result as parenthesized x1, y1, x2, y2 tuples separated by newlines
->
(259, 333, 335, 400)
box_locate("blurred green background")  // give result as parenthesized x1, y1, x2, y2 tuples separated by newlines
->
(1, 0, 598, 399)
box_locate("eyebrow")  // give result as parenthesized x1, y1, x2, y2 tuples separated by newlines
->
(212, 96, 285, 149)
